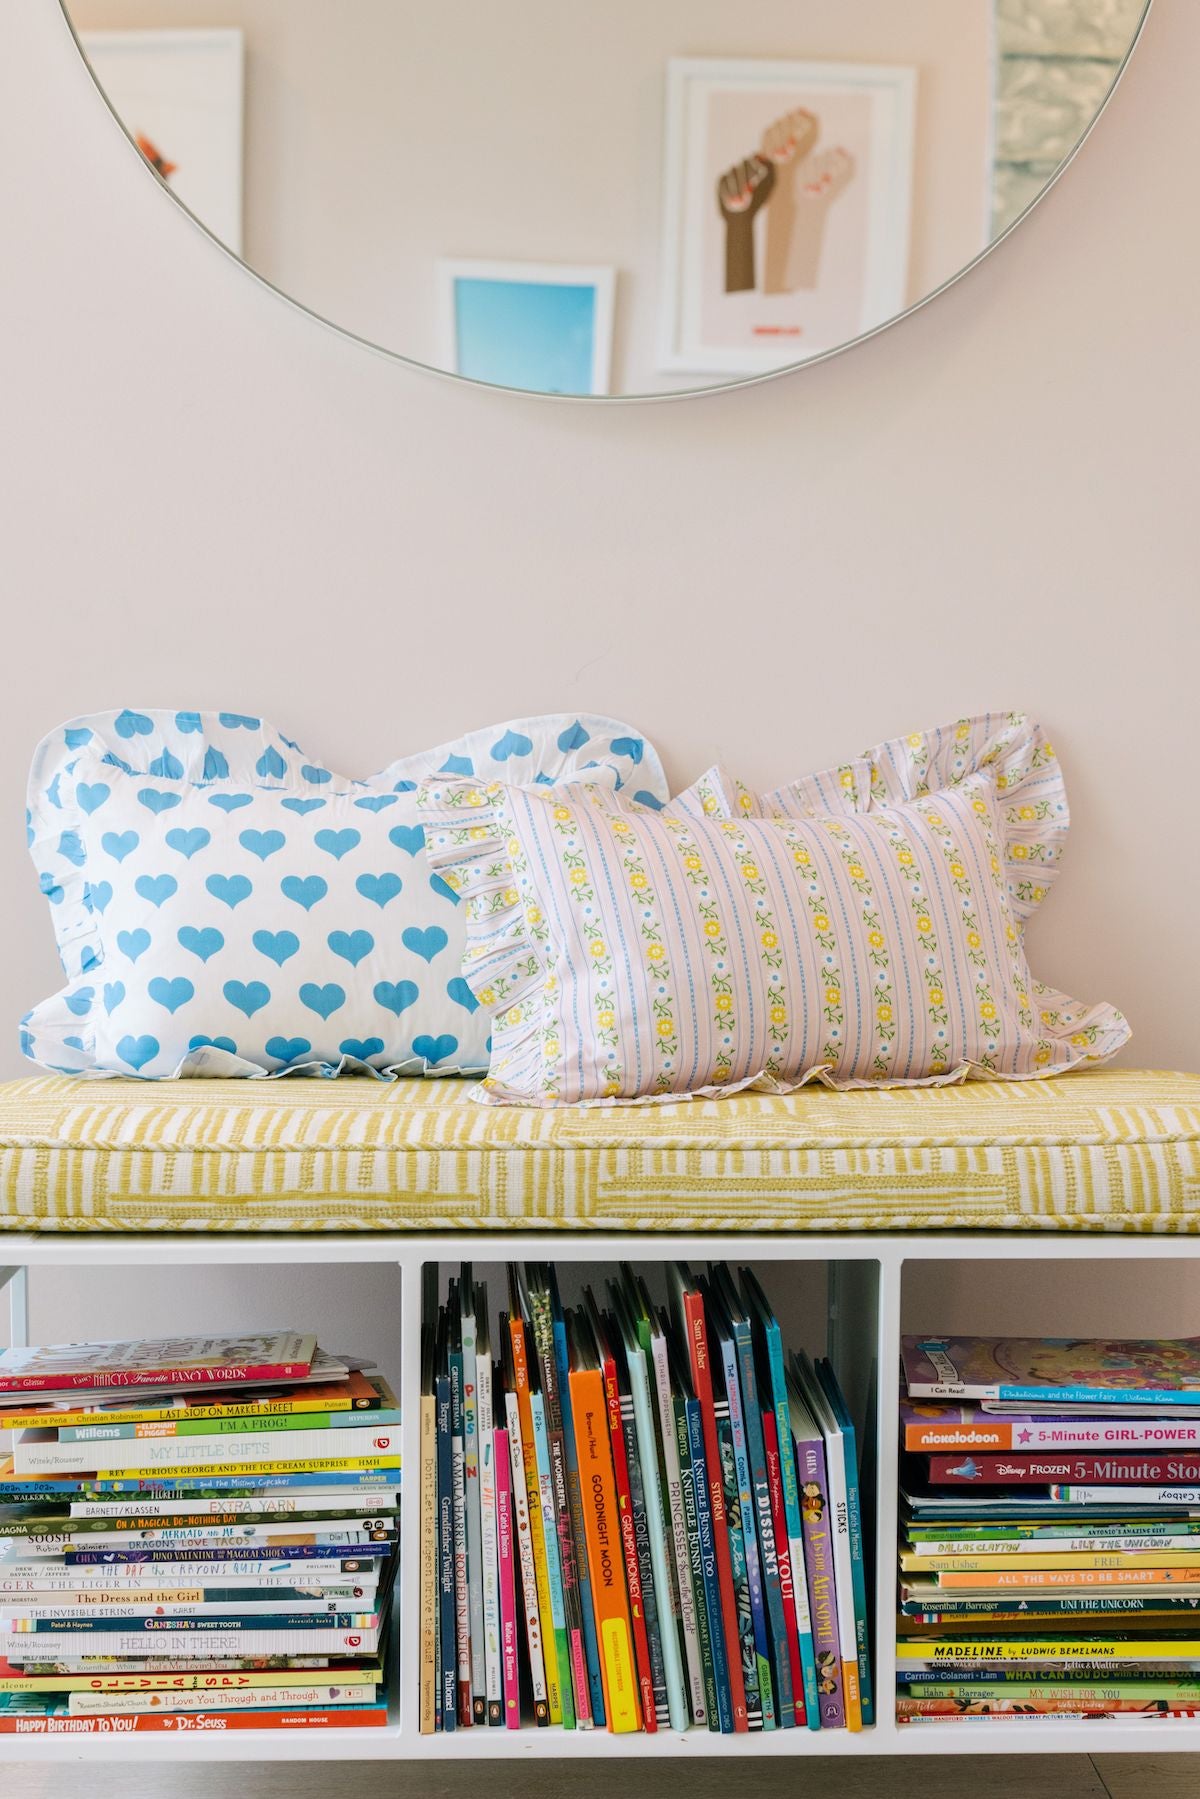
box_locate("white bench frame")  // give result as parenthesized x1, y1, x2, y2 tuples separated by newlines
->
(1, 1230, 1197, 1762)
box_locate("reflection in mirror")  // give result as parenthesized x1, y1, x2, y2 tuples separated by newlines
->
(64, 0, 1148, 397)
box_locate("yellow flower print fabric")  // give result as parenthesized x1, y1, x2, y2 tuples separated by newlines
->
(418, 714, 1130, 1107)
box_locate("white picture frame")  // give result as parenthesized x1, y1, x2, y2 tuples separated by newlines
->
(79, 29, 244, 257)
(436, 259, 616, 396)
(658, 57, 917, 377)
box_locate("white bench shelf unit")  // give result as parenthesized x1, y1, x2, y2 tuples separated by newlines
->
(2, 1228, 1198, 1763)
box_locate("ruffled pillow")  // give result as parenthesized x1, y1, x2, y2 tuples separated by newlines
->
(23, 709, 666, 1079)
(418, 713, 1129, 1106)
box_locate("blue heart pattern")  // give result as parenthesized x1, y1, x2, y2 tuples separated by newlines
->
(27, 709, 663, 1077)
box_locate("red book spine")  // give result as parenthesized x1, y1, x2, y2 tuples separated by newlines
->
(601, 1352, 655, 1732)
(762, 1407, 805, 1727)
(683, 1290, 749, 1732)
(0, 1708, 386, 1733)
(0, 1364, 308, 1395)
(929, 1452, 1200, 1485)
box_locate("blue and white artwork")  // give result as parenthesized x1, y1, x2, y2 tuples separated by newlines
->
(439, 260, 615, 396)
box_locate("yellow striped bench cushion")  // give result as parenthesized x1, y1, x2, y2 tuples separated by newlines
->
(0, 1069, 1197, 1233)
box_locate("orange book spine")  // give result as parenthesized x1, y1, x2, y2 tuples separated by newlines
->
(938, 1567, 1200, 1590)
(568, 1367, 640, 1734)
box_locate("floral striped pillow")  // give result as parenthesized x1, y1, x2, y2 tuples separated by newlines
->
(418, 715, 1129, 1106)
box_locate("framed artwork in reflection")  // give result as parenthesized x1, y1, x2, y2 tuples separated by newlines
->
(437, 260, 616, 397)
(659, 58, 916, 376)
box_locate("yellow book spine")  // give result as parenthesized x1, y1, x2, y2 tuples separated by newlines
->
(418, 1391, 437, 1736)
(896, 1638, 1200, 1662)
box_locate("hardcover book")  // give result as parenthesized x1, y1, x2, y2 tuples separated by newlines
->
(902, 1338, 1200, 1406)
(0, 1336, 319, 1397)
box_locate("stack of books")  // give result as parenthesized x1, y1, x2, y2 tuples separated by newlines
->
(0, 1332, 400, 1735)
(419, 1262, 872, 1735)
(896, 1333, 1200, 1724)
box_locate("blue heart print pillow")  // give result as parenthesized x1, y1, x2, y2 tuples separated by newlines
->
(23, 709, 667, 1079)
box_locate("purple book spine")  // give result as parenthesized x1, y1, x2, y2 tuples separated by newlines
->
(794, 1428, 844, 1729)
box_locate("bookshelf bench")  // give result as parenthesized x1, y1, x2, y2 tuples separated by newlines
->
(3, 1232, 1200, 1763)
(0, 1067, 1198, 1761)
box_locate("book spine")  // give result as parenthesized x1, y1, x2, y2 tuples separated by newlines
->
(0, 1668, 380, 1694)
(15, 1428, 401, 1477)
(901, 1680, 1200, 1701)
(603, 1357, 654, 1731)
(66, 1545, 391, 1564)
(896, 1639, 1200, 1664)
(6, 1525, 395, 1549)
(460, 1307, 485, 1726)
(819, 1413, 862, 1729)
(54, 1411, 400, 1443)
(901, 1594, 1200, 1617)
(922, 1378, 1200, 1406)
(2, 1601, 383, 1622)
(503, 1390, 549, 1725)
(903, 1549, 1200, 1571)
(651, 1336, 707, 1728)
(683, 1290, 748, 1731)
(477, 1357, 501, 1726)
(895, 1696, 1200, 1718)
(763, 1408, 806, 1730)
(0, 1629, 380, 1657)
(824, 1370, 873, 1729)
(449, 1349, 471, 1727)
(717, 1411, 762, 1730)
(1056, 1486, 1200, 1505)
(68, 1683, 382, 1714)
(530, 1291, 590, 1727)
(0, 1394, 367, 1432)
(626, 1342, 689, 1731)
(929, 1454, 1200, 1485)
(685, 1394, 733, 1732)
(675, 1393, 717, 1730)
(509, 1318, 562, 1724)
(567, 1367, 640, 1734)
(936, 1566, 1200, 1589)
(733, 1322, 792, 1730)
(0, 1707, 387, 1733)
(764, 1322, 818, 1730)
(530, 1391, 575, 1729)
(494, 1424, 521, 1730)
(554, 1314, 606, 1729)
(717, 1336, 771, 1729)
(0, 1362, 311, 1395)
(621, 1388, 668, 1730)
(795, 1427, 845, 1728)
(67, 1497, 397, 1520)
(906, 1418, 1200, 1452)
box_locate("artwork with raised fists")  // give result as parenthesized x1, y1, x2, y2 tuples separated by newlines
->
(660, 59, 917, 378)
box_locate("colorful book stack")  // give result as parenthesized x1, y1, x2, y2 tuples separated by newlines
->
(419, 1262, 872, 1735)
(896, 1333, 1200, 1724)
(0, 1332, 400, 1735)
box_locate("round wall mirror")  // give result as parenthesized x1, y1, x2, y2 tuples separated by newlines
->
(62, 0, 1150, 398)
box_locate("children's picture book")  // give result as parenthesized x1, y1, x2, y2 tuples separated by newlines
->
(902, 1338, 1200, 1407)
(901, 1403, 1200, 1453)
(0, 1336, 320, 1397)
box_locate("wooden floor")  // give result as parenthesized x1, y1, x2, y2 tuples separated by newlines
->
(2, 1757, 1198, 1799)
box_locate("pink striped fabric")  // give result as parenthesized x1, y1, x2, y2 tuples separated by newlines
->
(418, 714, 1129, 1107)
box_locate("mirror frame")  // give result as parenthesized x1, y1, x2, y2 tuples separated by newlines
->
(57, 0, 1153, 403)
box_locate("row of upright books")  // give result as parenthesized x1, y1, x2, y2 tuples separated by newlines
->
(896, 1332, 1200, 1724)
(418, 1261, 873, 1734)
(0, 1331, 400, 1734)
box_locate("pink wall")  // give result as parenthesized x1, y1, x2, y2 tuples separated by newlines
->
(0, 0, 1193, 1083)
